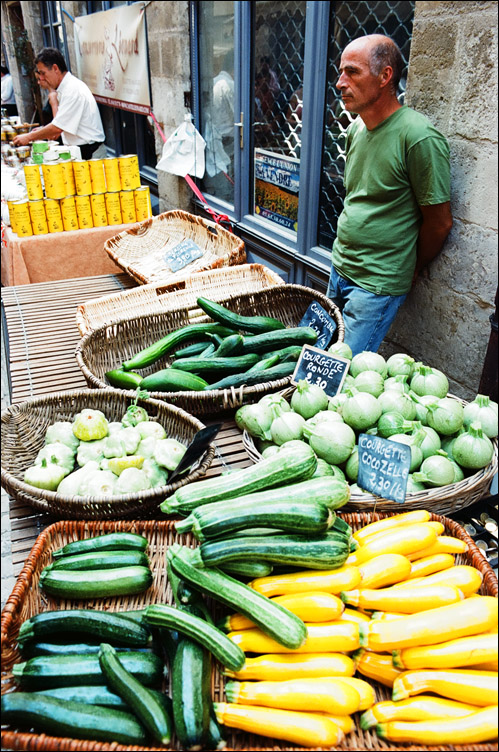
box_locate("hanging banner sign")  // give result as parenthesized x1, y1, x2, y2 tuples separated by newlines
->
(74, 4, 151, 114)
(254, 149, 299, 231)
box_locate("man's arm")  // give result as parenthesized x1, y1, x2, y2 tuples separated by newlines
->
(414, 201, 453, 280)
(12, 121, 63, 147)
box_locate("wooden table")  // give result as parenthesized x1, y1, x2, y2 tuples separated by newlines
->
(1, 273, 253, 576)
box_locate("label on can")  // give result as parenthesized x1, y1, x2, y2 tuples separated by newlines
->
(90, 193, 108, 227)
(42, 162, 66, 200)
(10, 200, 33, 237)
(119, 190, 136, 224)
(118, 154, 141, 190)
(28, 200, 49, 235)
(134, 186, 152, 221)
(75, 194, 94, 229)
(103, 157, 121, 192)
(60, 161, 76, 196)
(24, 163, 44, 201)
(105, 191, 122, 225)
(73, 159, 92, 196)
(44, 199, 64, 233)
(89, 158, 107, 194)
(7, 199, 19, 234)
(60, 195, 79, 231)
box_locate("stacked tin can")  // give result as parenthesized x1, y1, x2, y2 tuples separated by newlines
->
(13, 147, 152, 236)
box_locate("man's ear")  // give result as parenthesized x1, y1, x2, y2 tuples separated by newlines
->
(379, 65, 394, 89)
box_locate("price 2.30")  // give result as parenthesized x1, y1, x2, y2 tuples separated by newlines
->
(305, 372, 328, 390)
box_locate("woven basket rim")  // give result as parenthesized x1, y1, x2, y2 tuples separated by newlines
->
(0, 389, 215, 517)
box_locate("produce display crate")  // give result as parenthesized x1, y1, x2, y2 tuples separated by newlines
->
(104, 210, 246, 285)
(242, 388, 498, 517)
(75, 264, 285, 336)
(75, 285, 345, 416)
(0, 390, 215, 520)
(1, 514, 497, 752)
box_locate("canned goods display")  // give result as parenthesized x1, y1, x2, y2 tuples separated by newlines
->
(60, 160, 76, 196)
(6, 199, 19, 234)
(28, 199, 49, 235)
(73, 159, 92, 196)
(105, 191, 122, 225)
(10, 200, 33, 237)
(75, 194, 94, 229)
(44, 198, 64, 233)
(42, 161, 66, 200)
(118, 154, 141, 190)
(32, 140, 50, 155)
(90, 193, 108, 227)
(23, 163, 44, 201)
(119, 190, 136, 224)
(103, 157, 121, 192)
(88, 158, 107, 194)
(60, 195, 79, 232)
(134, 186, 152, 221)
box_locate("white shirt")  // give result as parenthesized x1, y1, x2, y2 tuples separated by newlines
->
(51, 72, 105, 146)
(1, 73, 16, 105)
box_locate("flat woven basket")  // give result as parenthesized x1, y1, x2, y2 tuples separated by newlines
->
(0, 390, 215, 520)
(75, 263, 285, 336)
(242, 388, 498, 516)
(75, 285, 345, 416)
(1, 514, 497, 752)
(104, 209, 246, 285)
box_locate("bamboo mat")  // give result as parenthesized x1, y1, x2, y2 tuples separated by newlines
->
(1, 274, 253, 576)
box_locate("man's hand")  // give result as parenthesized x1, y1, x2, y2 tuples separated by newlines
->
(12, 132, 34, 147)
(413, 202, 453, 285)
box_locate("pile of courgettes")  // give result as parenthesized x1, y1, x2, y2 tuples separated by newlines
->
(105, 296, 318, 392)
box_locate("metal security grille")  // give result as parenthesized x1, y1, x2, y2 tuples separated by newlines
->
(318, 1, 415, 249)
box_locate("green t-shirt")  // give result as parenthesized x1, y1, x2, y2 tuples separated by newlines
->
(332, 106, 451, 296)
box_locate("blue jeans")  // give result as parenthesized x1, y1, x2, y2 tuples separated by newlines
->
(327, 267, 407, 356)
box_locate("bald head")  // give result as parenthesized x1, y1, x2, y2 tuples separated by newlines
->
(345, 35, 403, 93)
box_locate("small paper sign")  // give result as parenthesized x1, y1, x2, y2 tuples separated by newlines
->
(291, 345, 350, 397)
(299, 301, 337, 349)
(164, 239, 204, 272)
(357, 434, 411, 503)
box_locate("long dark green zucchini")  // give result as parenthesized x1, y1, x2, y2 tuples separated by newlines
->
(105, 368, 144, 389)
(18, 609, 151, 647)
(174, 340, 212, 358)
(12, 651, 164, 690)
(20, 641, 151, 659)
(140, 368, 209, 392)
(212, 333, 244, 357)
(170, 354, 259, 375)
(246, 353, 280, 372)
(240, 326, 318, 354)
(50, 550, 149, 571)
(122, 323, 236, 371)
(39, 565, 153, 599)
(1, 692, 148, 745)
(167, 544, 307, 649)
(219, 560, 273, 579)
(197, 297, 285, 334)
(205, 361, 296, 390)
(52, 532, 148, 559)
(161, 443, 317, 514)
(99, 642, 172, 745)
(33, 685, 131, 709)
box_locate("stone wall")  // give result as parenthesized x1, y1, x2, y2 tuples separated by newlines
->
(382, 1, 498, 399)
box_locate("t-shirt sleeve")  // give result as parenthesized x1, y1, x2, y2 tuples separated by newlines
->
(406, 135, 451, 206)
(52, 89, 87, 138)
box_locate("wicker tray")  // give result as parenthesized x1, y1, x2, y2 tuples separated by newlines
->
(1, 515, 497, 752)
(75, 285, 345, 416)
(0, 390, 214, 520)
(242, 388, 498, 517)
(104, 209, 246, 285)
(75, 264, 285, 336)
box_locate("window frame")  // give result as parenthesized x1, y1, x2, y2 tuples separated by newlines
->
(41, 1, 70, 63)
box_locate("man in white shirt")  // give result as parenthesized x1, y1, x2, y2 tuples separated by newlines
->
(12, 48, 106, 159)
(1, 65, 17, 116)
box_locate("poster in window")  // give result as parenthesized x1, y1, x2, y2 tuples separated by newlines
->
(254, 149, 299, 232)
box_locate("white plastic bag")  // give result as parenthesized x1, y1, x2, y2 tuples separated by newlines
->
(156, 114, 205, 178)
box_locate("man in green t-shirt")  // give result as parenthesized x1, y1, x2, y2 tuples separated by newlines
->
(327, 34, 453, 355)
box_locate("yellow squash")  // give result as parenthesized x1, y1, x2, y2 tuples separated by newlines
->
(224, 677, 362, 715)
(407, 535, 468, 560)
(370, 611, 406, 621)
(314, 714, 354, 734)
(393, 564, 483, 597)
(357, 553, 412, 589)
(341, 584, 463, 613)
(221, 591, 344, 631)
(249, 565, 361, 597)
(408, 552, 455, 578)
(223, 652, 355, 681)
(213, 702, 345, 748)
(375, 705, 498, 745)
(469, 660, 499, 672)
(353, 648, 405, 687)
(333, 676, 376, 710)
(339, 607, 371, 625)
(228, 621, 360, 654)
(350, 523, 439, 565)
(361, 595, 498, 652)
(393, 632, 498, 670)
(392, 669, 498, 706)
(360, 694, 478, 729)
(353, 510, 431, 545)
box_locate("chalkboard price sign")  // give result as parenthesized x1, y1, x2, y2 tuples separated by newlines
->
(164, 239, 203, 272)
(291, 345, 350, 397)
(357, 433, 411, 503)
(299, 301, 337, 349)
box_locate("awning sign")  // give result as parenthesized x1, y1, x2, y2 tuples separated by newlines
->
(74, 4, 151, 114)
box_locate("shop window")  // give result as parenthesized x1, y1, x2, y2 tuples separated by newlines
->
(41, 1, 69, 60)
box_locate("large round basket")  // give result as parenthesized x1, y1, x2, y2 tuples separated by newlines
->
(75, 285, 345, 416)
(242, 389, 498, 516)
(1, 390, 215, 520)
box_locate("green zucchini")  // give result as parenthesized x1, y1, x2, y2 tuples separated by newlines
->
(20, 641, 151, 659)
(52, 532, 148, 558)
(171, 633, 211, 750)
(39, 565, 153, 599)
(1, 692, 148, 745)
(99, 642, 172, 745)
(205, 361, 296, 390)
(50, 549, 149, 571)
(33, 685, 131, 709)
(190, 533, 350, 570)
(246, 353, 280, 372)
(272, 345, 304, 362)
(161, 443, 317, 515)
(198, 342, 217, 357)
(140, 367, 209, 392)
(167, 544, 307, 649)
(105, 368, 144, 389)
(18, 609, 151, 647)
(144, 604, 245, 671)
(170, 354, 259, 375)
(174, 341, 212, 357)
(240, 326, 318, 354)
(219, 560, 273, 579)
(197, 296, 285, 334)
(122, 323, 236, 371)
(12, 651, 164, 690)
(212, 333, 244, 357)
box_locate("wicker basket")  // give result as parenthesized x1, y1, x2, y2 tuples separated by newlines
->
(76, 263, 285, 336)
(242, 388, 498, 516)
(1, 515, 497, 752)
(104, 209, 246, 285)
(0, 390, 215, 520)
(75, 285, 345, 416)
